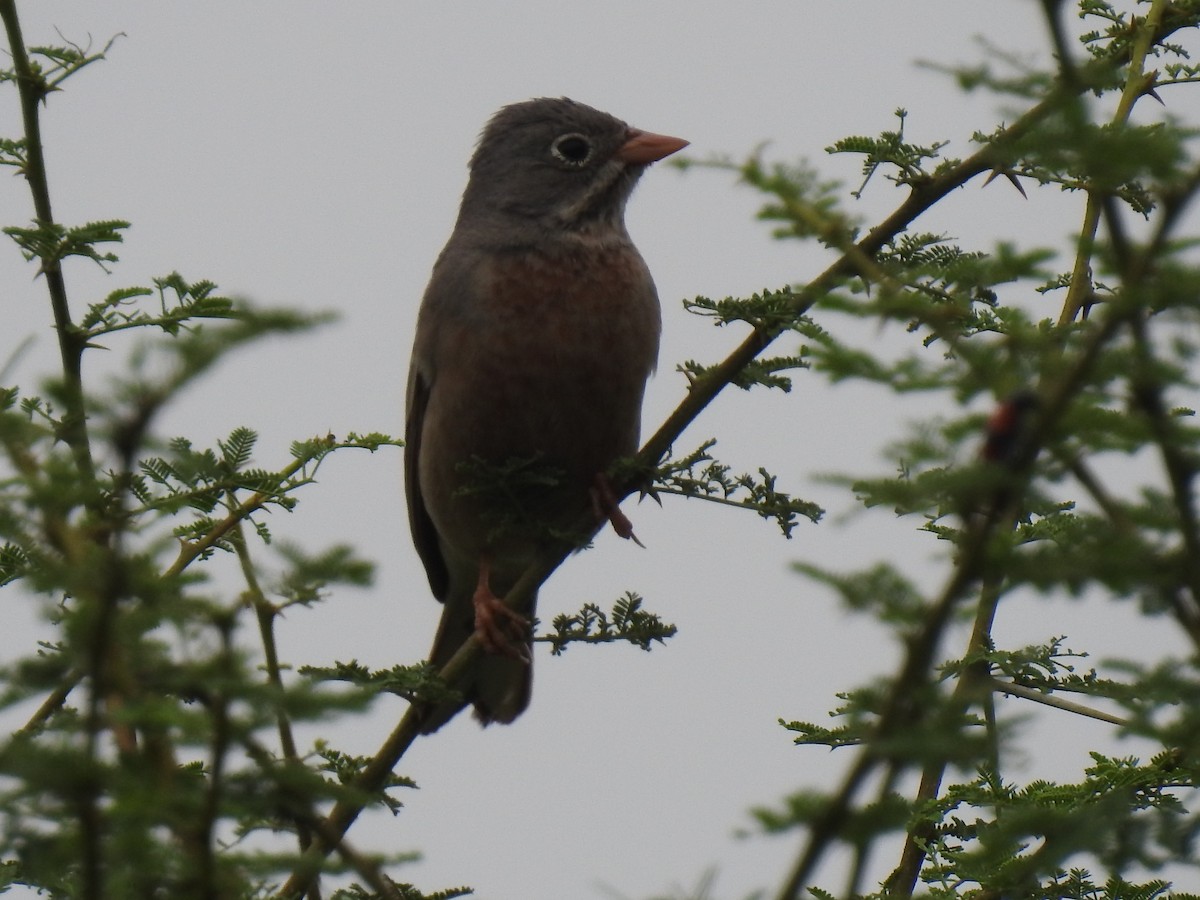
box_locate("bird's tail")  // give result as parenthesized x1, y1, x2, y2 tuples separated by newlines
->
(418, 583, 535, 733)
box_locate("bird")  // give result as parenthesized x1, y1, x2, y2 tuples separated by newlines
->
(980, 389, 1039, 466)
(404, 97, 686, 733)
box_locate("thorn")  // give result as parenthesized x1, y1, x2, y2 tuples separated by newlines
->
(983, 168, 1027, 199)
(640, 487, 664, 508)
(1142, 70, 1165, 106)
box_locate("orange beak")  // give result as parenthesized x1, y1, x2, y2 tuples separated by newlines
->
(615, 128, 689, 165)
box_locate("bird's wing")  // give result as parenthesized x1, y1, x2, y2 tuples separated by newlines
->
(405, 364, 450, 602)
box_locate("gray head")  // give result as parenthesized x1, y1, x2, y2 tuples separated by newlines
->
(457, 97, 687, 235)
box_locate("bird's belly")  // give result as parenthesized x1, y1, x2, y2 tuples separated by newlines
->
(420, 250, 659, 567)
(446, 336, 638, 473)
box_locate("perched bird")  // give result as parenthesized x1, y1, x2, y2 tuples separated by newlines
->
(981, 389, 1040, 466)
(405, 98, 686, 732)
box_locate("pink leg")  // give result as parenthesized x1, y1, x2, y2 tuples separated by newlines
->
(592, 473, 644, 548)
(472, 558, 531, 661)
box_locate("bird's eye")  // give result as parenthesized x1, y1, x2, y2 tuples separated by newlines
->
(550, 133, 592, 167)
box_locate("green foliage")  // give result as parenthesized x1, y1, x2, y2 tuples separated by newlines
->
(913, 754, 1200, 898)
(301, 659, 458, 707)
(683, 287, 818, 336)
(0, 12, 431, 895)
(665, 3, 1200, 899)
(4, 1, 1200, 898)
(651, 439, 822, 538)
(4, 218, 129, 271)
(543, 592, 677, 655)
(79, 272, 237, 336)
(827, 108, 953, 196)
(674, 154, 850, 245)
(330, 884, 472, 900)
(314, 744, 419, 815)
(792, 562, 929, 627)
(747, 790, 911, 845)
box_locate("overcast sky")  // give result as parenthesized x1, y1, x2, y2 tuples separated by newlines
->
(1, 3, 1192, 898)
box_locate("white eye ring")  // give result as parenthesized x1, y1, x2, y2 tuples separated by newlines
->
(551, 133, 593, 167)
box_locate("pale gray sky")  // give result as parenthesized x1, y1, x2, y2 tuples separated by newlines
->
(1, 3, 1191, 898)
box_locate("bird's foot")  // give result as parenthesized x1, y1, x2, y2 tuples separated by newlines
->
(592, 473, 645, 548)
(473, 562, 531, 662)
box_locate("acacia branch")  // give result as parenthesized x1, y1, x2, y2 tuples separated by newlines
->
(1057, 0, 1169, 325)
(989, 677, 1131, 727)
(230, 523, 317, 887)
(0, 0, 94, 482)
(163, 456, 310, 578)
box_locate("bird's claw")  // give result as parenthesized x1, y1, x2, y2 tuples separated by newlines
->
(592, 473, 645, 547)
(473, 587, 530, 661)
(472, 562, 531, 661)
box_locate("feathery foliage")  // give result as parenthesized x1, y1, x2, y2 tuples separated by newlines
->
(4, 1, 1200, 898)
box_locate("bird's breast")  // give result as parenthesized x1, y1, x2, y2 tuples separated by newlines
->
(423, 241, 660, 502)
(449, 242, 661, 401)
